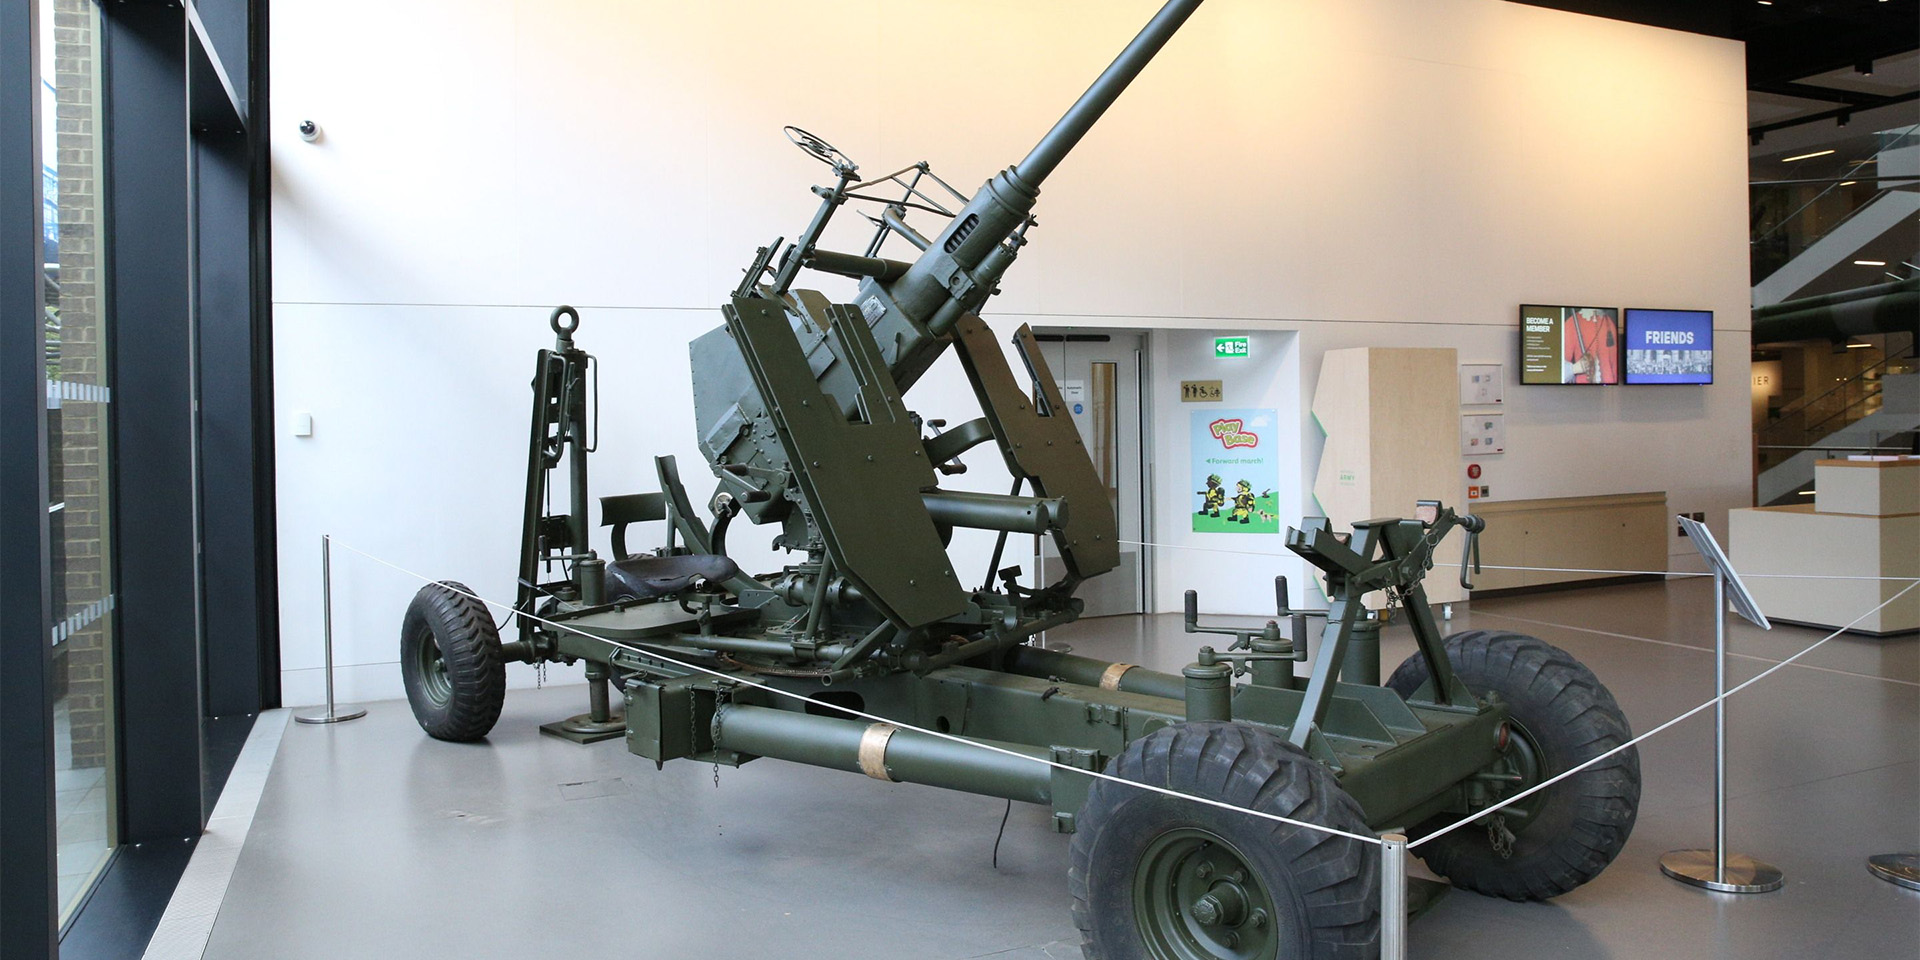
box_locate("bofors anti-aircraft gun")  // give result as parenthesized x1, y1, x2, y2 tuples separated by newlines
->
(398, 1, 1641, 954)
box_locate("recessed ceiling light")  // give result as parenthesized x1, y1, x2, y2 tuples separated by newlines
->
(1783, 149, 1836, 162)
(1840, 181, 1857, 186)
(1844, 343, 1873, 349)
(1855, 260, 1888, 266)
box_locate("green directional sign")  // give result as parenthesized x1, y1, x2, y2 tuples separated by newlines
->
(1214, 336, 1249, 359)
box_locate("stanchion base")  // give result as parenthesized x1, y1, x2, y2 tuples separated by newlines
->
(1659, 849, 1784, 893)
(294, 706, 367, 725)
(540, 712, 626, 744)
(1407, 878, 1450, 920)
(1867, 853, 1920, 891)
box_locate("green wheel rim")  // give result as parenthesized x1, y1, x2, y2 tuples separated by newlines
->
(1132, 828, 1281, 960)
(414, 630, 453, 706)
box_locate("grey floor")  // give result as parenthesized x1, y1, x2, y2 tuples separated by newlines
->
(202, 579, 1918, 959)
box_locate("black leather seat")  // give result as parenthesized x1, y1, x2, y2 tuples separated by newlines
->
(604, 554, 740, 602)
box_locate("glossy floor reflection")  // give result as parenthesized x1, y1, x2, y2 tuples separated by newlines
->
(202, 579, 1916, 959)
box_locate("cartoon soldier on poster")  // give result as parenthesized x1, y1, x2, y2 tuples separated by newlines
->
(1196, 474, 1226, 517)
(1230, 479, 1257, 524)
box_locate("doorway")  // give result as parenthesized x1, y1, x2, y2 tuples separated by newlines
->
(1032, 329, 1149, 617)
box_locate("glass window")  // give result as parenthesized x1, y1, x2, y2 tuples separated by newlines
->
(41, 0, 116, 924)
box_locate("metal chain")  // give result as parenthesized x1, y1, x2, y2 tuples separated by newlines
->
(1486, 813, 1515, 859)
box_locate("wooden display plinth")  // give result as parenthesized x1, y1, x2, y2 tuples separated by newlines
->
(1311, 347, 1464, 608)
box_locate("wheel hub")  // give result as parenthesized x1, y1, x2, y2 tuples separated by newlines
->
(1189, 881, 1247, 927)
(1469, 717, 1547, 840)
(1134, 829, 1280, 960)
(415, 632, 453, 705)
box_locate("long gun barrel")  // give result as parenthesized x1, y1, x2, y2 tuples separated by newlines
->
(884, 0, 1204, 350)
(1016, 0, 1204, 186)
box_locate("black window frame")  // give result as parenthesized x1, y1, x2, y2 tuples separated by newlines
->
(1, 1, 277, 956)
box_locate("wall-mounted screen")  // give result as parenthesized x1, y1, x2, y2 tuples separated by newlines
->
(1519, 305, 1620, 384)
(1623, 309, 1713, 384)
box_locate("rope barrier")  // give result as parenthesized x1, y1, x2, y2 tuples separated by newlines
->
(325, 535, 1917, 859)
(331, 541, 1387, 846)
(1405, 577, 1920, 850)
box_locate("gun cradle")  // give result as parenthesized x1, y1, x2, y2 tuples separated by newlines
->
(705, 271, 1120, 631)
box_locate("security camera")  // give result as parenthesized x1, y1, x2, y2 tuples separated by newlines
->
(298, 120, 321, 143)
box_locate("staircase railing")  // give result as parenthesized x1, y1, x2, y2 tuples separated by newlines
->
(1749, 124, 1918, 290)
(1756, 347, 1918, 472)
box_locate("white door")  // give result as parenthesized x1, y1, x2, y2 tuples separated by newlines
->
(1033, 330, 1148, 616)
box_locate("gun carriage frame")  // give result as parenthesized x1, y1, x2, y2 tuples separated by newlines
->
(397, 2, 1641, 956)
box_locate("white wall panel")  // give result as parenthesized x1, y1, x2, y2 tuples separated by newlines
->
(272, 0, 1751, 701)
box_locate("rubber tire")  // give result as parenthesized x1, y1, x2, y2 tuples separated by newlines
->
(400, 581, 506, 742)
(1069, 721, 1378, 960)
(1385, 630, 1640, 901)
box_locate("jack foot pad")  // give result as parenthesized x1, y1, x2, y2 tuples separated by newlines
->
(539, 712, 626, 745)
(1659, 849, 1784, 893)
(1867, 853, 1920, 891)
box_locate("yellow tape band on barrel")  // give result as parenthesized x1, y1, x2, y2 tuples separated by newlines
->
(1099, 662, 1137, 691)
(858, 723, 898, 781)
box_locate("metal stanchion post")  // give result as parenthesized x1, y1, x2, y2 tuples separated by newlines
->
(1660, 519, 1780, 893)
(295, 534, 367, 725)
(1380, 833, 1407, 960)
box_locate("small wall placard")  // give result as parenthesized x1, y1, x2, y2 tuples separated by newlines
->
(1180, 380, 1223, 402)
(1461, 413, 1505, 456)
(1459, 363, 1503, 405)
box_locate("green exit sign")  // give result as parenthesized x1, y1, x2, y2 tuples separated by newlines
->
(1214, 336, 1249, 358)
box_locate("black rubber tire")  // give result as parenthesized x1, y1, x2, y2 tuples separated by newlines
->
(400, 581, 505, 742)
(1385, 630, 1640, 901)
(1069, 721, 1378, 960)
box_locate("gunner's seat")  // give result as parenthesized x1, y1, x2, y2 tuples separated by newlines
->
(604, 553, 740, 602)
(598, 491, 740, 601)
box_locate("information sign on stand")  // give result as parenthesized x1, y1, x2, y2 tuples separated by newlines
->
(1659, 516, 1781, 894)
(1680, 516, 1768, 629)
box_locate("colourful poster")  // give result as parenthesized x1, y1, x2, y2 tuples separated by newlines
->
(1192, 409, 1279, 534)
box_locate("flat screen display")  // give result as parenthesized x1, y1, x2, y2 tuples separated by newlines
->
(1623, 309, 1713, 384)
(1519, 305, 1620, 385)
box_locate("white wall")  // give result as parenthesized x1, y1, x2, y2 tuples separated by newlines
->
(271, 0, 1752, 704)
